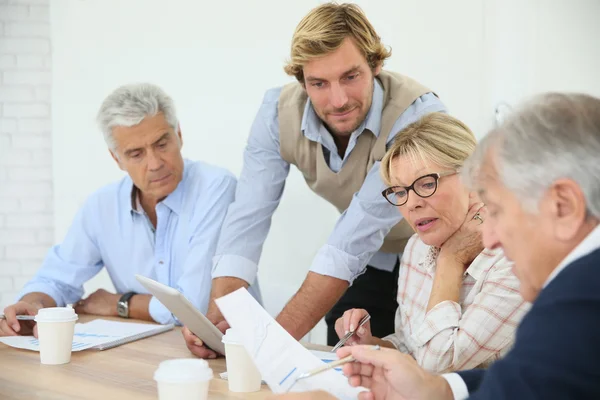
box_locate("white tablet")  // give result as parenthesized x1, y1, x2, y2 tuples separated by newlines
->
(135, 274, 225, 354)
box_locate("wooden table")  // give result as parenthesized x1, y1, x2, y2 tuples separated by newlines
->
(0, 316, 274, 399)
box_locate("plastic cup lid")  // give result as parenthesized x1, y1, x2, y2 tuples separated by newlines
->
(221, 328, 242, 345)
(34, 307, 78, 323)
(154, 359, 213, 383)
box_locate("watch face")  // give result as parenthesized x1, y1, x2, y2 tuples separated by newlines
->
(117, 301, 128, 318)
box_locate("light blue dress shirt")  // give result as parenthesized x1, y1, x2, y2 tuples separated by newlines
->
(18, 159, 260, 324)
(213, 78, 447, 285)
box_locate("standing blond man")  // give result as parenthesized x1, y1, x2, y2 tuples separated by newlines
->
(184, 3, 446, 357)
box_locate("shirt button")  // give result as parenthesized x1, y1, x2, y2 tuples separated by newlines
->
(159, 260, 164, 265)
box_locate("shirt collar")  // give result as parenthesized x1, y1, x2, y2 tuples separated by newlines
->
(300, 78, 384, 142)
(365, 78, 384, 136)
(130, 184, 141, 215)
(128, 160, 189, 217)
(543, 224, 600, 288)
(130, 186, 143, 215)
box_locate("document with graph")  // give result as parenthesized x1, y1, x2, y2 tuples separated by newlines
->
(215, 288, 364, 398)
(0, 319, 173, 351)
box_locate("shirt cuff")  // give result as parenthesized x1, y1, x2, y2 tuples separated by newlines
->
(442, 373, 469, 400)
(211, 254, 259, 285)
(412, 300, 461, 346)
(381, 335, 411, 354)
(17, 283, 66, 307)
(148, 296, 177, 325)
(309, 244, 362, 284)
(382, 334, 401, 350)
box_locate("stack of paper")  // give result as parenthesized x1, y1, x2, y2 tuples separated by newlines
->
(216, 288, 365, 399)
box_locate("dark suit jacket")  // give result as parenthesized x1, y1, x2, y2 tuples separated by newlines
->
(458, 248, 600, 399)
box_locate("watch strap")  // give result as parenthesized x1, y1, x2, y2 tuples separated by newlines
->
(119, 292, 136, 305)
(117, 292, 136, 318)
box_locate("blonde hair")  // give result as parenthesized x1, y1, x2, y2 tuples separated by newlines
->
(284, 2, 391, 83)
(381, 113, 477, 186)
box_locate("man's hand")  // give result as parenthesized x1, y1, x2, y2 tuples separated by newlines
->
(181, 277, 245, 359)
(338, 346, 453, 400)
(205, 277, 249, 327)
(182, 319, 229, 359)
(0, 301, 42, 337)
(74, 289, 120, 317)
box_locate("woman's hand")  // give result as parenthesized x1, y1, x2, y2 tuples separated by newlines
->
(334, 308, 374, 346)
(439, 194, 486, 267)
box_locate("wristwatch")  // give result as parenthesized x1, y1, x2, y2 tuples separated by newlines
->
(117, 292, 136, 318)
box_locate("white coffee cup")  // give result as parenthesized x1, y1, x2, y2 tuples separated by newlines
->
(34, 307, 78, 365)
(222, 328, 262, 393)
(154, 358, 213, 400)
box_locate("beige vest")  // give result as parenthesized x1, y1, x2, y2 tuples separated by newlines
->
(278, 71, 432, 253)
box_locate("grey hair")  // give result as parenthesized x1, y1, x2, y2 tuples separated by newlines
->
(96, 83, 178, 151)
(462, 92, 600, 218)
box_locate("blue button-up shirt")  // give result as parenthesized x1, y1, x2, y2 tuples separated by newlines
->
(213, 78, 447, 285)
(18, 159, 259, 324)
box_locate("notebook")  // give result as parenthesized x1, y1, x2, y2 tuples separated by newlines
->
(0, 319, 174, 352)
(80, 319, 174, 351)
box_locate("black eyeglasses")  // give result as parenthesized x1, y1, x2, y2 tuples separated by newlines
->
(382, 171, 458, 206)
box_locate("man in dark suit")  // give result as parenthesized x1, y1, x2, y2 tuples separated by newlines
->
(276, 93, 600, 400)
(334, 92, 600, 400)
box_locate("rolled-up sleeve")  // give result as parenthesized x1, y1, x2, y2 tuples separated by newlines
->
(212, 88, 290, 285)
(309, 160, 401, 282)
(17, 196, 103, 306)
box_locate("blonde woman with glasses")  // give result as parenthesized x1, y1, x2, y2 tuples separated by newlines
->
(334, 113, 529, 373)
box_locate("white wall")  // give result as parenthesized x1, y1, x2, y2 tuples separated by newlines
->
(47, 0, 600, 342)
(0, 0, 53, 310)
(530, 0, 600, 96)
(483, 0, 600, 116)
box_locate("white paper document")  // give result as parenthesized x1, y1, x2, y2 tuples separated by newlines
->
(219, 350, 342, 382)
(215, 288, 365, 399)
(0, 319, 173, 352)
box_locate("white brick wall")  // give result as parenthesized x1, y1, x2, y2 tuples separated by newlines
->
(0, 0, 53, 310)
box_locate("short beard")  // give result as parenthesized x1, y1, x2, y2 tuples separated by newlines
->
(323, 79, 374, 137)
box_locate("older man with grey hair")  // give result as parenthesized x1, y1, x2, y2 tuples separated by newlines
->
(0, 83, 256, 337)
(279, 92, 600, 399)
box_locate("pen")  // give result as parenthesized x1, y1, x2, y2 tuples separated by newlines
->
(286, 344, 381, 393)
(331, 313, 371, 352)
(0, 315, 36, 321)
(295, 354, 357, 380)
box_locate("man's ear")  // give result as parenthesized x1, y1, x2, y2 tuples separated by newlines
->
(177, 125, 183, 149)
(109, 149, 125, 171)
(548, 179, 588, 241)
(373, 63, 382, 77)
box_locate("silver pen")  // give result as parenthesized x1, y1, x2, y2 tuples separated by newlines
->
(331, 313, 371, 352)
